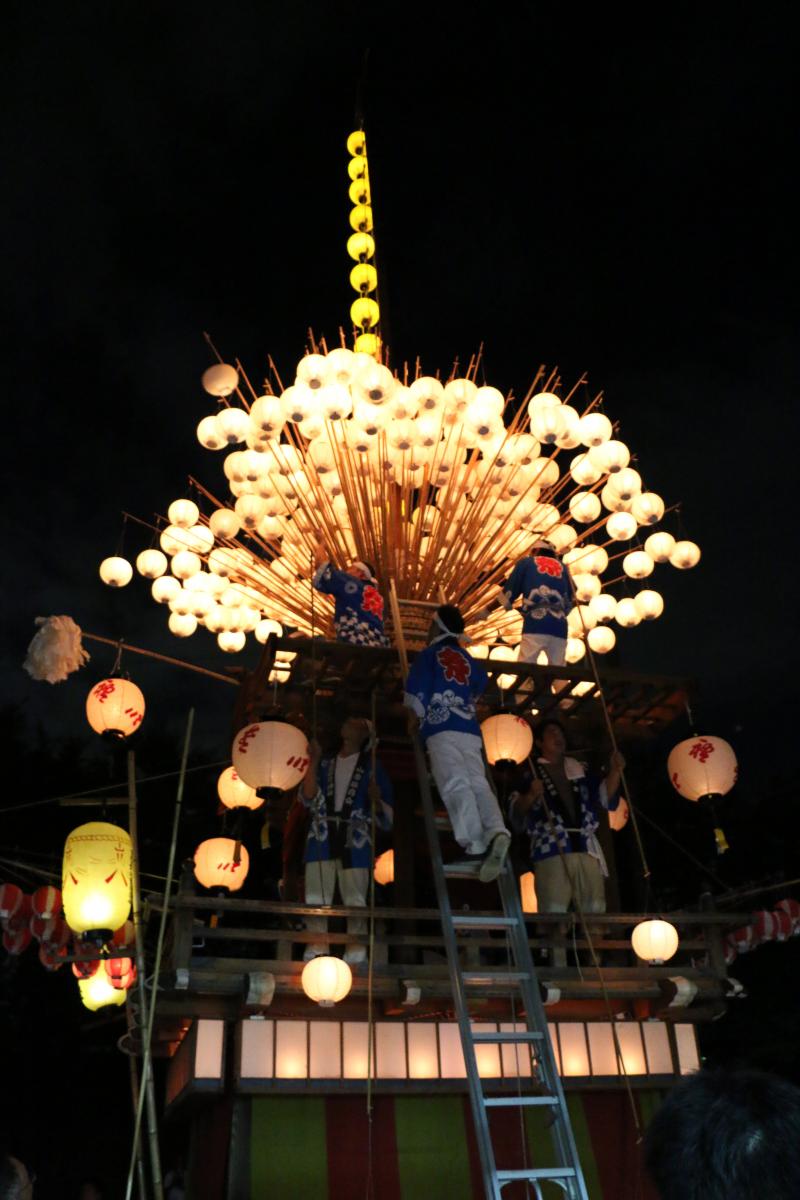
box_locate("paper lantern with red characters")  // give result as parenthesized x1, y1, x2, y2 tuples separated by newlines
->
(193, 838, 249, 892)
(667, 736, 737, 801)
(231, 721, 310, 792)
(62, 822, 132, 941)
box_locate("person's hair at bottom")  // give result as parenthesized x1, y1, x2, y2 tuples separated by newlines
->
(534, 717, 567, 742)
(644, 1068, 800, 1200)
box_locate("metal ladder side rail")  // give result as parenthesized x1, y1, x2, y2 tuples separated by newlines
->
(412, 734, 502, 1200)
(497, 868, 590, 1200)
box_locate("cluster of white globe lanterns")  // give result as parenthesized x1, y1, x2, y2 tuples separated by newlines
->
(98, 350, 700, 666)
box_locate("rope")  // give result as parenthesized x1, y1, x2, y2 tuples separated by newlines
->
(82, 632, 239, 686)
(0, 760, 229, 815)
(365, 686, 378, 1200)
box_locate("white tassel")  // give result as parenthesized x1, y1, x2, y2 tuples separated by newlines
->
(23, 616, 90, 684)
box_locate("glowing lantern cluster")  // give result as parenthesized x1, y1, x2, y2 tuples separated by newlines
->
(85, 678, 145, 738)
(301, 955, 353, 1007)
(481, 714, 533, 765)
(78, 962, 128, 1011)
(346, 129, 380, 357)
(62, 822, 132, 940)
(194, 838, 249, 892)
(667, 736, 737, 801)
(631, 919, 679, 964)
(231, 721, 310, 792)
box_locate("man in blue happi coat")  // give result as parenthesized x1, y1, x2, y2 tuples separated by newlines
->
(509, 717, 624, 964)
(300, 715, 393, 963)
(313, 536, 389, 647)
(497, 537, 574, 665)
(404, 604, 511, 882)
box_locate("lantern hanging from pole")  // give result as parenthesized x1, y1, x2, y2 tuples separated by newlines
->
(0, 882, 23, 921)
(301, 955, 353, 1007)
(608, 797, 630, 831)
(31, 885, 62, 921)
(2, 928, 32, 955)
(85, 678, 145, 738)
(78, 963, 128, 1011)
(667, 736, 738, 802)
(217, 766, 263, 811)
(39, 944, 67, 972)
(62, 822, 133, 942)
(231, 722, 310, 792)
(631, 919, 679, 964)
(374, 849, 394, 886)
(520, 872, 538, 914)
(193, 838, 249, 892)
(481, 714, 534, 765)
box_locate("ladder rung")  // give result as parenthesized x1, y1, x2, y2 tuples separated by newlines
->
(451, 915, 518, 930)
(443, 861, 482, 878)
(484, 1095, 558, 1107)
(462, 971, 529, 985)
(472, 1030, 543, 1043)
(497, 1168, 577, 1182)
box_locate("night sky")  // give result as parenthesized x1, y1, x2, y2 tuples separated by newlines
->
(1, 5, 798, 1191)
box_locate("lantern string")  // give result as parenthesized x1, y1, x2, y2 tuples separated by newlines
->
(81, 632, 240, 686)
(0, 759, 229, 816)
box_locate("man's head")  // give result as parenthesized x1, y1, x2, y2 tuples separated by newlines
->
(348, 560, 376, 583)
(340, 716, 374, 753)
(535, 717, 567, 763)
(645, 1068, 800, 1200)
(529, 537, 558, 555)
(428, 604, 464, 643)
(0, 1156, 33, 1199)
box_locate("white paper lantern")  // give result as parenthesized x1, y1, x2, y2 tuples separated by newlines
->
(86, 679, 145, 738)
(530, 405, 565, 445)
(606, 512, 637, 541)
(183, 524, 214, 555)
(99, 557, 132, 588)
(249, 394, 285, 435)
(197, 414, 226, 450)
(194, 838, 249, 892)
(644, 531, 676, 563)
(167, 499, 199, 528)
(255, 618, 284, 644)
(615, 597, 642, 628)
(570, 453, 603, 486)
(209, 509, 241, 539)
(623, 551, 654, 579)
(634, 589, 664, 620)
(217, 407, 251, 444)
(202, 363, 239, 397)
(168, 613, 197, 638)
(607, 468, 642, 501)
(319, 383, 353, 420)
(301, 956, 352, 1007)
(151, 576, 180, 605)
(667, 736, 737, 801)
(168, 588, 193, 616)
(632, 492, 665, 526)
(527, 391, 561, 420)
(555, 404, 581, 449)
(600, 482, 633, 513)
(589, 594, 617, 625)
(217, 630, 246, 653)
(217, 765, 263, 810)
(587, 625, 616, 654)
(565, 637, 586, 664)
(578, 412, 612, 447)
(631, 919, 679, 964)
(569, 492, 602, 524)
(136, 549, 167, 579)
(670, 540, 701, 570)
(481, 714, 533, 765)
(232, 721, 310, 791)
(572, 574, 601, 603)
(590, 439, 630, 474)
(171, 550, 202, 580)
(159, 525, 186, 556)
(326, 347, 357, 386)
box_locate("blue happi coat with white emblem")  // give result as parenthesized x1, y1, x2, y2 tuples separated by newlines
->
(313, 562, 389, 647)
(500, 553, 574, 637)
(404, 636, 488, 744)
(302, 754, 393, 869)
(509, 756, 620, 864)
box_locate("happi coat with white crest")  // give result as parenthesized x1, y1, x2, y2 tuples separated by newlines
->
(313, 561, 389, 647)
(302, 752, 393, 870)
(509, 756, 620, 871)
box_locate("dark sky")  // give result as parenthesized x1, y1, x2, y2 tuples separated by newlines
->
(2, 7, 797, 754)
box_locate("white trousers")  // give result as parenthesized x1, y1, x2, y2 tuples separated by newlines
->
(426, 731, 509, 855)
(304, 858, 369, 963)
(519, 632, 567, 665)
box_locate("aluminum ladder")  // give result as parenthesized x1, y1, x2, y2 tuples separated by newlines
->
(412, 735, 590, 1200)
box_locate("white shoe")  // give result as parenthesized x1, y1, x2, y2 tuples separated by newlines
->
(479, 832, 511, 882)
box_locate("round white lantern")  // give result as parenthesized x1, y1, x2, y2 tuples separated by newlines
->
(615, 598, 642, 628)
(197, 414, 226, 450)
(151, 576, 180, 605)
(606, 512, 638, 541)
(209, 508, 241, 539)
(590, 439, 630, 474)
(255, 618, 284, 644)
(607, 467, 641, 501)
(194, 838, 249, 892)
(202, 363, 239, 397)
(374, 849, 395, 886)
(99, 557, 132, 588)
(645, 531, 676, 563)
(572, 574, 601, 603)
(520, 872, 538, 914)
(481, 714, 533, 765)
(634, 589, 664, 621)
(589, 594, 617, 624)
(232, 721, 310, 792)
(631, 919, 679, 964)
(86, 679, 145, 738)
(171, 550, 202, 580)
(632, 492, 665, 526)
(301, 956, 352, 1007)
(217, 407, 251, 444)
(249, 394, 285, 435)
(600, 482, 633, 514)
(296, 353, 330, 390)
(565, 637, 586, 664)
(587, 625, 616, 654)
(217, 631, 246, 653)
(667, 736, 737, 801)
(569, 492, 602, 524)
(136, 549, 167, 579)
(168, 612, 197, 638)
(578, 412, 612, 446)
(167, 499, 200, 528)
(183, 524, 214, 555)
(217, 765, 263, 810)
(570, 453, 603, 486)
(670, 540, 701, 570)
(623, 551, 654, 579)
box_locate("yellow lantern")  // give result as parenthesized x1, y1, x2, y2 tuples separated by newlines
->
(232, 721, 310, 791)
(62, 822, 132, 939)
(667, 736, 737, 801)
(631, 919, 679, 964)
(481, 714, 533, 765)
(301, 955, 353, 1007)
(349, 205, 373, 233)
(354, 332, 381, 356)
(217, 766, 263, 811)
(374, 849, 395, 886)
(347, 129, 366, 157)
(193, 838, 249, 892)
(347, 154, 368, 181)
(79, 965, 128, 1011)
(86, 679, 145, 738)
(99, 556, 133, 588)
(351, 297, 380, 329)
(350, 262, 377, 293)
(348, 177, 371, 206)
(520, 872, 538, 914)
(347, 231, 375, 261)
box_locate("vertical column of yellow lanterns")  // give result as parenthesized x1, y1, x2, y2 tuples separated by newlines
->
(346, 130, 381, 358)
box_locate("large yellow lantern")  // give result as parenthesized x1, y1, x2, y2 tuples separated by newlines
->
(86, 678, 145, 738)
(374, 849, 395, 886)
(631, 919, 679, 964)
(481, 714, 533, 765)
(301, 955, 353, 1007)
(62, 822, 132, 940)
(232, 721, 310, 791)
(193, 838, 250, 892)
(217, 766, 263, 811)
(667, 736, 737, 801)
(520, 872, 538, 914)
(79, 964, 128, 1011)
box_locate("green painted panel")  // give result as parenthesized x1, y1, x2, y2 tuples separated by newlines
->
(523, 1096, 602, 1200)
(250, 1097, 327, 1199)
(394, 1095, 472, 1199)
(636, 1089, 664, 1129)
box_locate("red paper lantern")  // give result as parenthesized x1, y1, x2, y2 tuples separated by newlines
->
(0, 883, 23, 921)
(32, 885, 62, 921)
(39, 944, 67, 972)
(104, 956, 134, 987)
(4, 894, 32, 933)
(111, 920, 136, 949)
(3, 927, 32, 955)
(30, 915, 59, 942)
(72, 940, 100, 979)
(43, 917, 71, 950)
